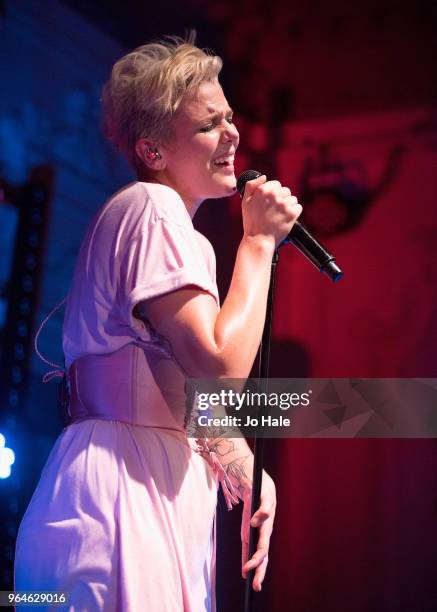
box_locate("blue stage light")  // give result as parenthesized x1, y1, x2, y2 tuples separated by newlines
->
(0, 433, 15, 479)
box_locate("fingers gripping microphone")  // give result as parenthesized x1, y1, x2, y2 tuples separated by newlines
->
(237, 170, 344, 282)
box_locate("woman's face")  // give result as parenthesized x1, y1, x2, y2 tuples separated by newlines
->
(157, 80, 240, 214)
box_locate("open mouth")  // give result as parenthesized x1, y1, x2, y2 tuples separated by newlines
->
(212, 155, 235, 167)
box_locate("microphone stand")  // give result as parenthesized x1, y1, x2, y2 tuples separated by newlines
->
(244, 247, 279, 612)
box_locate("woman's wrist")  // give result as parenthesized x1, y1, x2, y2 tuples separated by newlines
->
(240, 233, 276, 256)
(241, 470, 276, 498)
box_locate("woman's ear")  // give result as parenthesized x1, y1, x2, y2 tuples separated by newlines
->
(135, 138, 166, 171)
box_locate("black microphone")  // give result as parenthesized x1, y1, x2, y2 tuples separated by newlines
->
(236, 169, 344, 282)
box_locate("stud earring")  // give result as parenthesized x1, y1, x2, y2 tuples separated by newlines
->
(146, 148, 161, 160)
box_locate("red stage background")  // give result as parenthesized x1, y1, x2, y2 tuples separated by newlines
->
(196, 106, 437, 610)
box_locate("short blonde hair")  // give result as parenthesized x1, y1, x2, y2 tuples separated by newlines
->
(102, 35, 223, 169)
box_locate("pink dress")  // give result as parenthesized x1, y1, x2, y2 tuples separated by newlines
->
(14, 182, 238, 611)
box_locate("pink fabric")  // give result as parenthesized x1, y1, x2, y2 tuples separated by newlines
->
(62, 181, 219, 370)
(14, 182, 237, 611)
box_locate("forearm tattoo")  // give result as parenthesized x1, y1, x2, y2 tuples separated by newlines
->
(208, 438, 251, 498)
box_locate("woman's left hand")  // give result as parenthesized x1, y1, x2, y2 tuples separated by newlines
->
(241, 471, 277, 591)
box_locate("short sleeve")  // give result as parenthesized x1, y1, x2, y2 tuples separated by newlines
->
(118, 217, 219, 339)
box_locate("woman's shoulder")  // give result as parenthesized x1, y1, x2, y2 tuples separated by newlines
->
(139, 182, 192, 227)
(106, 181, 191, 229)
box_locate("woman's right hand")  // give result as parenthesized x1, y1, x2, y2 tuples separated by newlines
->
(241, 175, 303, 249)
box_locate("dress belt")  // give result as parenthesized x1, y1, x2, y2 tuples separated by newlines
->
(66, 346, 188, 432)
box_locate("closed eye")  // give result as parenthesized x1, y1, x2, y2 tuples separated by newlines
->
(199, 112, 234, 133)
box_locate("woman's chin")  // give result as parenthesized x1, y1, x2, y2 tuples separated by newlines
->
(216, 182, 236, 199)
(202, 171, 236, 199)
(218, 172, 237, 193)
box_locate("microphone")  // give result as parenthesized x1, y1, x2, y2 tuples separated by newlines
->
(237, 170, 344, 282)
